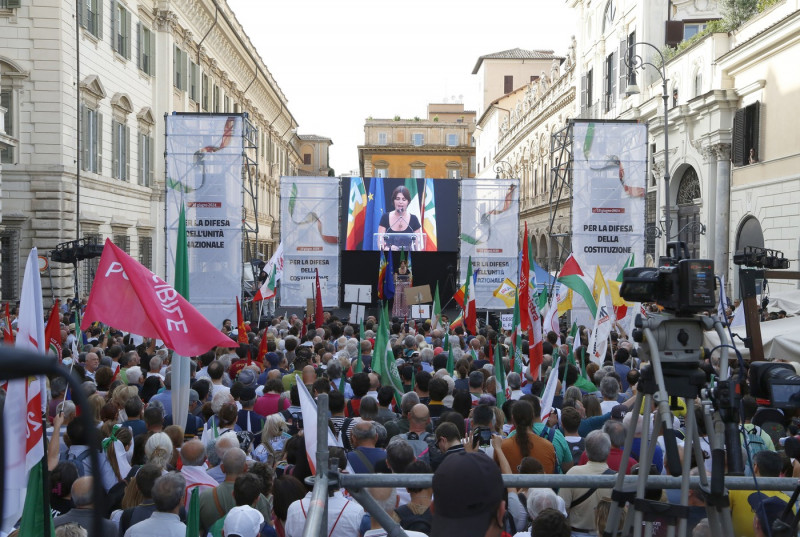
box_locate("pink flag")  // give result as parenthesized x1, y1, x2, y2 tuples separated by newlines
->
(81, 239, 234, 356)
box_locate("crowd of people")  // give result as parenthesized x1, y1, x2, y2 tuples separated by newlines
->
(1, 305, 799, 537)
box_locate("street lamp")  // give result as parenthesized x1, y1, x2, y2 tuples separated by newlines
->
(624, 42, 672, 240)
(494, 160, 513, 179)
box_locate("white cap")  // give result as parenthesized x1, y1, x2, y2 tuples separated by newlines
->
(223, 505, 264, 537)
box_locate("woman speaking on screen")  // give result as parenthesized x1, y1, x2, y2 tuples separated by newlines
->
(377, 185, 423, 250)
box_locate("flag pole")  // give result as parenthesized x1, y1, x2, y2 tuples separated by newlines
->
(40, 413, 52, 537)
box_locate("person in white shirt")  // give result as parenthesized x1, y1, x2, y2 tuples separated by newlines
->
(124, 472, 186, 537)
(178, 440, 218, 508)
(284, 451, 364, 537)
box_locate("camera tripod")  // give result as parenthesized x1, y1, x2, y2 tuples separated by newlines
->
(603, 313, 735, 537)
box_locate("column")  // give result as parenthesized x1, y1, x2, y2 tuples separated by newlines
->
(712, 143, 732, 279)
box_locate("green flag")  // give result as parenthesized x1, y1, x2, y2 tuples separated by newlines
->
(446, 344, 454, 377)
(566, 322, 578, 366)
(18, 460, 54, 537)
(375, 304, 404, 405)
(573, 346, 597, 392)
(536, 286, 548, 312)
(185, 487, 200, 537)
(432, 282, 442, 331)
(495, 337, 506, 407)
(339, 375, 346, 393)
(511, 292, 523, 375)
(411, 368, 416, 392)
(175, 201, 190, 300)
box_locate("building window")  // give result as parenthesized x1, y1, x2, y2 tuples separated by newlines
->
(139, 133, 153, 186)
(0, 229, 20, 301)
(378, 132, 387, 146)
(645, 191, 656, 259)
(603, 0, 616, 32)
(604, 52, 616, 112)
(112, 120, 129, 181)
(446, 134, 458, 147)
(81, 105, 102, 173)
(504, 75, 513, 94)
(173, 46, 187, 91)
(684, 22, 707, 40)
(412, 133, 424, 146)
(202, 75, 209, 111)
(411, 168, 425, 179)
(1, 88, 15, 164)
(733, 102, 760, 167)
(137, 24, 155, 75)
(139, 236, 153, 270)
(189, 62, 199, 102)
(224, 95, 230, 113)
(449, 169, 460, 179)
(213, 85, 220, 112)
(303, 153, 311, 165)
(114, 233, 130, 253)
(375, 168, 388, 178)
(81, 233, 102, 296)
(113, 3, 131, 59)
(80, 0, 103, 38)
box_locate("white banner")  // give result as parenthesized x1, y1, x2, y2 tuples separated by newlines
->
(280, 177, 340, 308)
(459, 179, 520, 309)
(165, 114, 244, 327)
(572, 121, 646, 281)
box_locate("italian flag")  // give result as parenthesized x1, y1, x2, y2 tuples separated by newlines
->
(404, 178, 423, 231)
(346, 177, 367, 250)
(557, 254, 597, 317)
(254, 264, 277, 301)
(421, 178, 438, 251)
(431, 282, 442, 331)
(464, 256, 477, 335)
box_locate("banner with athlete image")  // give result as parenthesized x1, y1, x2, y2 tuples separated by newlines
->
(280, 177, 340, 308)
(165, 114, 244, 327)
(572, 120, 646, 289)
(459, 179, 520, 309)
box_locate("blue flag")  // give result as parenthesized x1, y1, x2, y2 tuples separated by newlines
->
(384, 250, 395, 300)
(363, 177, 386, 250)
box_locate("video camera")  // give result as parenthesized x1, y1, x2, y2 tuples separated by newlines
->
(749, 362, 800, 409)
(619, 242, 715, 316)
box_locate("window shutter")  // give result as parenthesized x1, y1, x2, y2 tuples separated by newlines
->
(125, 125, 130, 180)
(6, 0, 21, 7)
(80, 104, 89, 172)
(112, 121, 119, 178)
(665, 21, 683, 47)
(97, 112, 103, 173)
(125, 11, 131, 59)
(149, 135, 154, 185)
(138, 133, 143, 184)
(580, 73, 588, 112)
(618, 39, 627, 96)
(77, 0, 84, 29)
(96, 0, 103, 39)
(149, 30, 155, 75)
(110, 0, 117, 51)
(732, 108, 746, 166)
(610, 52, 617, 102)
(602, 55, 609, 110)
(749, 101, 760, 161)
(136, 22, 141, 69)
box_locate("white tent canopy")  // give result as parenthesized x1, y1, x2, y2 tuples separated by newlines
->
(704, 314, 800, 363)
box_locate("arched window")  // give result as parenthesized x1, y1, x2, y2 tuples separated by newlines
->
(676, 166, 701, 257)
(736, 216, 764, 253)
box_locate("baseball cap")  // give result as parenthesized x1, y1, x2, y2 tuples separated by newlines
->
(611, 404, 627, 420)
(237, 368, 257, 388)
(223, 505, 264, 537)
(240, 386, 257, 402)
(431, 451, 504, 537)
(748, 492, 793, 534)
(265, 352, 280, 368)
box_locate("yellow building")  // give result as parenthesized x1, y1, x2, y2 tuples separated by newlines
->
(295, 134, 333, 176)
(358, 103, 476, 179)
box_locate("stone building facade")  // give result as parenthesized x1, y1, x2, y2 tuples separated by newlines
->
(0, 0, 302, 304)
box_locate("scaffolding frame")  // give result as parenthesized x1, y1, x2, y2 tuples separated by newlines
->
(546, 121, 574, 296)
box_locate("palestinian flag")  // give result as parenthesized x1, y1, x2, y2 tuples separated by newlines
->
(557, 254, 597, 317)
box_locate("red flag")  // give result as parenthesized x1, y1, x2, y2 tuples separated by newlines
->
(519, 224, 531, 332)
(314, 268, 323, 326)
(81, 239, 234, 356)
(257, 330, 268, 365)
(236, 296, 248, 345)
(45, 299, 62, 363)
(3, 302, 14, 344)
(301, 315, 308, 339)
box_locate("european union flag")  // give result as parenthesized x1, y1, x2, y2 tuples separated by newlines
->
(363, 177, 385, 250)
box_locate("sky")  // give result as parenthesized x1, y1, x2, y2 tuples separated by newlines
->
(227, 0, 577, 176)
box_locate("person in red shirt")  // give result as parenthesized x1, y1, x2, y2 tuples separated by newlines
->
(253, 379, 290, 417)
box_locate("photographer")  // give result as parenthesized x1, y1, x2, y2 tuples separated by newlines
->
(469, 404, 498, 458)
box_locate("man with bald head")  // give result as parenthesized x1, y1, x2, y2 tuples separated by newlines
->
(179, 439, 218, 507)
(198, 448, 272, 532)
(206, 433, 241, 484)
(399, 404, 442, 466)
(53, 476, 119, 536)
(302, 364, 316, 389)
(346, 421, 387, 473)
(366, 372, 381, 400)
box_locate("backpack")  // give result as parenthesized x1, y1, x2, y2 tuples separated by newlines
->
(62, 448, 91, 477)
(566, 437, 586, 465)
(538, 425, 557, 443)
(394, 505, 432, 534)
(741, 424, 768, 475)
(401, 432, 434, 464)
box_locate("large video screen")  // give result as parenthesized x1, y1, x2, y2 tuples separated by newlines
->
(341, 177, 459, 252)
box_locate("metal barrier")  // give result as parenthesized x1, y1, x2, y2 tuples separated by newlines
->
(300, 394, 800, 537)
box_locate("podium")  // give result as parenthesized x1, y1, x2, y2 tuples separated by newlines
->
(392, 273, 412, 318)
(374, 232, 425, 251)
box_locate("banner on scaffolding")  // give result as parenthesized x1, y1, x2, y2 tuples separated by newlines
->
(280, 177, 340, 308)
(571, 120, 646, 310)
(165, 114, 244, 327)
(459, 178, 520, 309)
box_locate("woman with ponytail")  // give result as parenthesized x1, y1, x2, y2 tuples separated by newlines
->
(496, 400, 558, 473)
